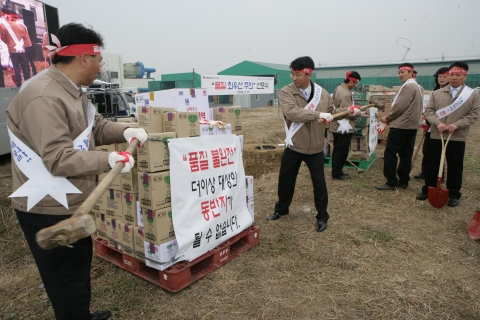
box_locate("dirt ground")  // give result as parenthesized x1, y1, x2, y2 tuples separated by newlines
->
(1, 106, 480, 319)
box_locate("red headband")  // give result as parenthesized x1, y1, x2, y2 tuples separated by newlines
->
(441, 70, 450, 75)
(399, 66, 414, 72)
(292, 68, 312, 75)
(45, 34, 101, 58)
(449, 68, 467, 75)
(345, 71, 359, 83)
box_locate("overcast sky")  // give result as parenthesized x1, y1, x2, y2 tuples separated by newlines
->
(45, 0, 480, 80)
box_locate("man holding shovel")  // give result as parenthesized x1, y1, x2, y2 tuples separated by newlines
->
(416, 62, 479, 207)
(6, 23, 147, 320)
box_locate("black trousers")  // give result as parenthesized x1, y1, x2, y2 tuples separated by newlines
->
(16, 210, 92, 320)
(274, 148, 329, 222)
(10, 52, 31, 86)
(25, 46, 38, 76)
(420, 132, 431, 175)
(383, 128, 417, 187)
(331, 132, 352, 178)
(421, 139, 465, 199)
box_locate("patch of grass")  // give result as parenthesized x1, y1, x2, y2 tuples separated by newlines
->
(464, 156, 480, 171)
(360, 226, 393, 242)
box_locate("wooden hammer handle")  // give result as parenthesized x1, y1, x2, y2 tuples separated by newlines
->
(71, 138, 139, 219)
(317, 104, 375, 123)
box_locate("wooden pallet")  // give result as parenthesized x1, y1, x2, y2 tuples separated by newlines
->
(324, 152, 377, 170)
(94, 225, 260, 292)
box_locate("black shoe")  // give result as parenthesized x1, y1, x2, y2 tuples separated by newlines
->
(91, 310, 111, 320)
(375, 184, 397, 191)
(447, 198, 459, 207)
(332, 174, 350, 180)
(414, 173, 425, 179)
(416, 193, 428, 200)
(267, 212, 287, 221)
(316, 220, 327, 232)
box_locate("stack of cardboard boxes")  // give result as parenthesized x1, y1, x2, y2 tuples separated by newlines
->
(92, 90, 252, 271)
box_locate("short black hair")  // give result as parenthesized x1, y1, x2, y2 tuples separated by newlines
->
(449, 61, 469, 71)
(52, 23, 105, 65)
(398, 62, 414, 70)
(434, 67, 449, 77)
(290, 56, 314, 71)
(344, 71, 361, 83)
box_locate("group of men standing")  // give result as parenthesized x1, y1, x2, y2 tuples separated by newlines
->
(0, 7, 38, 87)
(269, 55, 479, 234)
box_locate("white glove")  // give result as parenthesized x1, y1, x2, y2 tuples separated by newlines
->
(377, 122, 388, 133)
(352, 108, 361, 117)
(123, 128, 148, 146)
(319, 112, 333, 123)
(360, 111, 368, 117)
(108, 151, 135, 173)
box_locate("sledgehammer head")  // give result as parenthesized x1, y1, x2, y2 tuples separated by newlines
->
(36, 214, 96, 250)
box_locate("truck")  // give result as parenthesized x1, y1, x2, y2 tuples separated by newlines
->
(86, 81, 134, 120)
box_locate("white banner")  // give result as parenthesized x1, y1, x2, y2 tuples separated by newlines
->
(201, 75, 274, 95)
(369, 108, 378, 156)
(169, 135, 252, 262)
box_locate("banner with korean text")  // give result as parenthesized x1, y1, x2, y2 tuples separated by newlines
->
(169, 135, 252, 262)
(369, 108, 378, 156)
(201, 75, 274, 95)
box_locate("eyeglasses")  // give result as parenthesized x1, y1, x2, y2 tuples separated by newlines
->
(290, 73, 304, 79)
(90, 55, 105, 67)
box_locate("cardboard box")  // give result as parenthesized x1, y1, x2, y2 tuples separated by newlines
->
(134, 89, 209, 121)
(98, 171, 122, 191)
(137, 132, 175, 172)
(367, 92, 395, 104)
(94, 212, 108, 239)
(199, 123, 218, 137)
(138, 106, 174, 133)
(144, 238, 178, 271)
(217, 123, 232, 135)
(213, 106, 242, 131)
(120, 167, 138, 193)
(163, 112, 177, 134)
(121, 192, 137, 225)
(118, 221, 135, 257)
(349, 150, 372, 161)
(136, 201, 143, 227)
(142, 207, 175, 245)
(353, 127, 368, 136)
(176, 112, 200, 138)
(351, 135, 369, 151)
(138, 171, 171, 210)
(93, 189, 123, 219)
(95, 144, 116, 153)
(354, 116, 369, 127)
(105, 217, 122, 251)
(132, 226, 145, 262)
(246, 200, 254, 223)
(368, 85, 390, 92)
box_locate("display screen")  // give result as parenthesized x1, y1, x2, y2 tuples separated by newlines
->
(0, 0, 59, 88)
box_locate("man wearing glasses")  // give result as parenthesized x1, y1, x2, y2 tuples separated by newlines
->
(267, 56, 334, 233)
(6, 23, 147, 320)
(417, 62, 479, 207)
(329, 71, 362, 180)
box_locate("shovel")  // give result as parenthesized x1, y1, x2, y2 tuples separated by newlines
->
(36, 139, 139, 250)
(468, 210, 480, 240)
(427, 132, 451, 209)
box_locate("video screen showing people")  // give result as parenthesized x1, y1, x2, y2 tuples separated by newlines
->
(0, 0, 56, 88)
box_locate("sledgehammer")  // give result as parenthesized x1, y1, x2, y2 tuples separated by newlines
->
(317, 103, 375, 123)
(36, 139, 139, 250)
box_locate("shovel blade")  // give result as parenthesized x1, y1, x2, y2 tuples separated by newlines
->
(427, 186, 449, 209)
(468, 210, 480, 240)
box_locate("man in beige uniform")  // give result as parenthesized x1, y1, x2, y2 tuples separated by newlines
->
(6, 23, 147, 320)
(376, 63, 423, 190)
(330, 71, 362, 180)
(417, 61, 479, 207)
